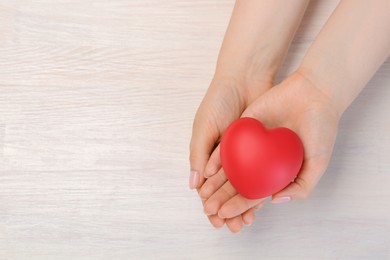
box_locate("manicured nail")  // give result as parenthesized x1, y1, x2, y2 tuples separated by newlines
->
(272, 196, 291, 204)
(189, 170, 199, 189)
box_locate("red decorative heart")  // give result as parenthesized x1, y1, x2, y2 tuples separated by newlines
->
(220, 117, 304, 199)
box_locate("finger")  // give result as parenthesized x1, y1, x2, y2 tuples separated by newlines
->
(242, 208, 255, 226)
(271, 159, 325, 202)
(203, 181, 237, 216)
(207, 214, 225, 229)
(218, 195, 264, 219)
(189, 115, 219, 190)
(241, 93, 274, 128)
(253, 202, 265, 212)
(225, 215, 244, 234)
(204, 144, 221, 178)
(197, 190, 226, 229)
(199, 168, 228, 200)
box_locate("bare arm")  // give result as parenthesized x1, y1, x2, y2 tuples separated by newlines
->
(299, 0, 390, 115)
(215, 0, 310, 82)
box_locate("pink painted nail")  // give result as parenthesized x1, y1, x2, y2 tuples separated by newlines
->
(272, 196, 291, 204)
(189, 170, 199, 189)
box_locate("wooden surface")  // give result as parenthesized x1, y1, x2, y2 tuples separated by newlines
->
(0, 0, 389, 259)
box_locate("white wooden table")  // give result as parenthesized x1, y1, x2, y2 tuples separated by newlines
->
(0, 0, 389, 259)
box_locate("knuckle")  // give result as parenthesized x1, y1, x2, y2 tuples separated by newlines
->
(294, 177, 312, 200)
(298, 191, 310, 200)
(200, 184, 212, 200)
(188, 151, 198, 163)
(216, 169, 227, 182)
(204, 201, 217, 215)
(221, 184, 235, 198)
(297, 187, 311, 200)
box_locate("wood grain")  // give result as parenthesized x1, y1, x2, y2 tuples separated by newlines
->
(0, 0, 389, 259)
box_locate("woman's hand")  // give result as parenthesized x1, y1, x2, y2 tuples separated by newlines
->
(199, 72, 340, 232)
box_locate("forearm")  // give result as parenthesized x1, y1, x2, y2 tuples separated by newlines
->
(298, 0, 390, 115)
(215, 0, 310, 82)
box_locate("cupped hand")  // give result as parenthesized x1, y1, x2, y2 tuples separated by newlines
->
(200, 71, 340, 232)
(189, 75, 272, 231)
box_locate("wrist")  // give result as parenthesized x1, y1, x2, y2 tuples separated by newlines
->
(292, 68, 343, 121)
(210, 69, 274, 107)
(296, 64, 349, 117)
(213, 49, 279, 92)
(213, 68, 274, 100)
(213, 0, 310, 89)
(214, 46, 282, 86)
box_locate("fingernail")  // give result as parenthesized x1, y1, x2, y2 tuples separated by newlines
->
(272, 196, 291, 204)
(189, 170, 199, 189)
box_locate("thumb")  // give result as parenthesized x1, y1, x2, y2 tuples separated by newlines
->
(240, 94, 272, 127)
(271, 160, 326, 202)
(189, 116, 219, 190)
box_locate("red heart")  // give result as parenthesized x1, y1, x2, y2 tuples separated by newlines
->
(220, 117, 304, 199)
